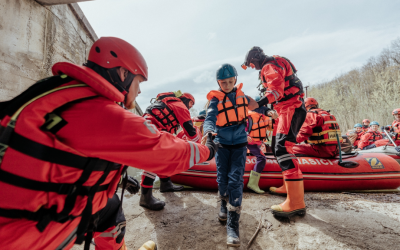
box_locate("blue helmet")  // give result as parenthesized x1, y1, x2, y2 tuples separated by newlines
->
(255, 96, 261, 102)
(216, 64, 238, 81)
(370, 121, 379, 126)
(199, 109, 206, 116)
(354, 123, 362, 128)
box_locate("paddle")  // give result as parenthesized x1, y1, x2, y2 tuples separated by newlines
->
(336, 131, 359, 168)
(383, 129, 400, 152)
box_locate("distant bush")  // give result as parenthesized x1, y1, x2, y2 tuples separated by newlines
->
(309, 37, 400, 132)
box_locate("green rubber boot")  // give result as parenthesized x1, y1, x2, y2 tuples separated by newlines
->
(247, 170, 265, 194)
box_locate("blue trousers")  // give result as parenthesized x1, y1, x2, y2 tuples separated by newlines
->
(215, 146, 247, 207)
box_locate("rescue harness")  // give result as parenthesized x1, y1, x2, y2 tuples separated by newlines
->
(145, 92, 182, 134)
(260, 56, 304, 103)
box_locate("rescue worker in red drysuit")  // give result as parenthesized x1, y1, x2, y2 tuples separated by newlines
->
(367, 109, 400, 150)
(242, 46, 307, 217)
(362, 119, 370, 132)
(0, 37, 218, 250)
(292, 97, 341, 158)
(357, 121, 383, 150)
(140, 92, 201, 210)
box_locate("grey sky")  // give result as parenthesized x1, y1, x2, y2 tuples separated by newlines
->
(79, 0, 400, 111)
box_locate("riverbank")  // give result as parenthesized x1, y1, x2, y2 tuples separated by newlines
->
(72, 188, 400, 250)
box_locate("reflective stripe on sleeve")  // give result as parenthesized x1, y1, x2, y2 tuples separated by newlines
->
(99, 222, 126, 238)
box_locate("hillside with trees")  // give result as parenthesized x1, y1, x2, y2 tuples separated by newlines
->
(309, 37, 400, 132)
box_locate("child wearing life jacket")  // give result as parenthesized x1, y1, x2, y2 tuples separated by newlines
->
(357, 121, 383, 150)
(201, 64, 258, 247)
(346, 123, 364, 149)
(246, 102, 273, 194)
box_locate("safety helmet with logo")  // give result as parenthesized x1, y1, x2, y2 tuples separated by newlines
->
(362, 119, 370, 124)
(370, 121, 379, 126)
(180, 92, 195, 109)
(304, 97, 318, 110)
(354, 123, 362, 128)
(242, 46, 269, 70)
(199, 109, 206, 116)
(392, 108, 400, 115)
(216, 64, 238, 81)
(85, 37, 148, 95)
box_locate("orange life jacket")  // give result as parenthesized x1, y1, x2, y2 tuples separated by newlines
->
(248, 111, 272, 141)
(145, 92, 182, 134)
(0, 73, 122, 246)
(206, 83, 249, 127)
(306, 108, 342, 145)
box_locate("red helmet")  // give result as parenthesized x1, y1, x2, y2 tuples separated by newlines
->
(392, 108, 400, 115)
(180, 92, 195, 104)
(88, 37, 148, 80)
(362, 119, 370, 123)
(304, 97, 318, 109)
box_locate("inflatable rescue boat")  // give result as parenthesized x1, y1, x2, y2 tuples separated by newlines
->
(170, 151, 400, 191)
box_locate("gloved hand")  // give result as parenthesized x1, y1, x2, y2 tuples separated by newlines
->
(125, 175, 140, 194)
(206, 132, 219, 161)
(395, 147, 400, 153)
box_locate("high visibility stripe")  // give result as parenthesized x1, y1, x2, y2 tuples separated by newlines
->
(188, 142, 195, 168)
(324, 120, 338, 124)
(99, 222, 126, 238)
(143, 171, 157, 179)
(276, 154, 295, 161)
(188, 142, 200, 167)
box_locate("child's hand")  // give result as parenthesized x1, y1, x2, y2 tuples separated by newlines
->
(247, 136, 253, 143)
(268, 110, 278, 119)
(248, 97, 259, 111)
(201, 132, 217, 145)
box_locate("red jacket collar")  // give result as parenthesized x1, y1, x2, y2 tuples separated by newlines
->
(52, 62, 124, 102)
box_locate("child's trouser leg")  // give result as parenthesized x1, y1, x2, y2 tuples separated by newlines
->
(227, 146, 247, 207)
(247, 144, 267, 173)
(216, 147, 231, 198)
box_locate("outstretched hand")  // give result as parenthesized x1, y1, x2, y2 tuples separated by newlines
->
(201, 132, 217, 145)
(267, 110, 278, 119)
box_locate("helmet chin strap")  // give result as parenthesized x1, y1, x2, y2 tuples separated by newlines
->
(107, 68, 135, 95)
(84, 61, 135, 95)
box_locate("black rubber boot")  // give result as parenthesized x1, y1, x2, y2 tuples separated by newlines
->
(139, 186, 165, 211)
(226, 206, 241, 247)
(218, 198, 228, 222)
(159, 177, 184, 192)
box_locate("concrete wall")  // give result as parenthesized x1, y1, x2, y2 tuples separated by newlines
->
(0, 0, 143, 115)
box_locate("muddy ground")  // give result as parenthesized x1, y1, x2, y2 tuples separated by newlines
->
(73, 187, 400, 250)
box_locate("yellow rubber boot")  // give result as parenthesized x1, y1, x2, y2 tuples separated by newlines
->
(271, 179, 306, 217)
(247, 170, 265, 194)
(138, 241, 157, 250)
(269, 176, 287, 196)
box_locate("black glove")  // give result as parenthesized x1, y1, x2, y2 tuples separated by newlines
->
(257, 96, 269, 107)
(125, 175, 140, 194)
(395, 147, 400, 153)
(206, 132, 219, 161)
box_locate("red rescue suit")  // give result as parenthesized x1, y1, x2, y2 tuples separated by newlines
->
(293, 108, 339, 158)
(261, 56, 306, 180)
(358, 129, 383, 149)
(346, 131, 364, 148)
(0, 62, 210, 250)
